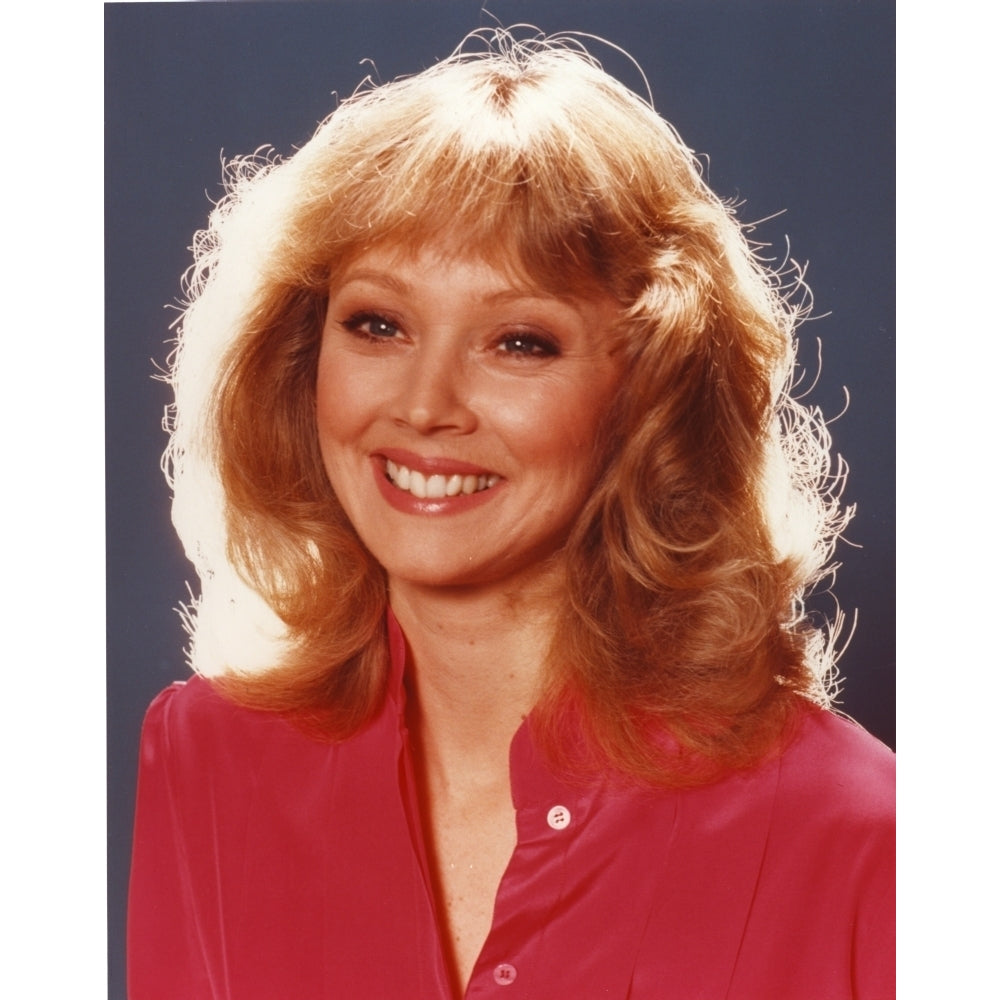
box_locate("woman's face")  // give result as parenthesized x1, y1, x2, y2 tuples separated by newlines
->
(316, 242, 623, 593)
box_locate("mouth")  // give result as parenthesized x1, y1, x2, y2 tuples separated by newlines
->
(385, 458, 502, 500)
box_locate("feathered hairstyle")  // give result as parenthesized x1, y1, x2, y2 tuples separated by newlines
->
(164, 29, 851, 785)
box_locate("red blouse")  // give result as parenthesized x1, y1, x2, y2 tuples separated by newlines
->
(128, 619, 895, 999)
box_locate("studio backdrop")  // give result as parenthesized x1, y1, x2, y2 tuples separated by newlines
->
(106, 3, 894, 997)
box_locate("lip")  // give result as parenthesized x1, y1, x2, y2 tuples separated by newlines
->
(371, 451, 504, 515)
(377, 448, 498, 478)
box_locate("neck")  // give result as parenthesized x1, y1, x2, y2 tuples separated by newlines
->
(390, 568, 559, 784)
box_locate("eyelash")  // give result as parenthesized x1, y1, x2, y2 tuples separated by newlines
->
(339, 311, 561, 359)
(341, 311, 401, 342)
(494, 332, 560, 358)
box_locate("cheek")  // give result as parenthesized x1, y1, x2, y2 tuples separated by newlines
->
(315, 355, 374, 515)
(555, 372, 622, 478)
(316, 349, 371, 450)
(490, 376, 616, 477)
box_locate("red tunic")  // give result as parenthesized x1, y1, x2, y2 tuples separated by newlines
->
(128, 619, 894, 999)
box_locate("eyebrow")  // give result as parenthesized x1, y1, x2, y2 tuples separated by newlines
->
(334, 269, 412, 296)
(333, 268, 583, 310)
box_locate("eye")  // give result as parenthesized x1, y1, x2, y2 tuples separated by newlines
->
(496, 331, 560, 359)
(341, 311, 401, 341)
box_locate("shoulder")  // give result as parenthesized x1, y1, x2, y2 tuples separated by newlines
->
(776, 705, 895, 825)
(752, 707, 895, 996)
(752, 704, 895, 918)
(668, 705, 894, 888)
(143, 673, 255, 726)
(141, 674, 261, 745)
(138, 675, 309, 780)
(623, 708, 894, 997)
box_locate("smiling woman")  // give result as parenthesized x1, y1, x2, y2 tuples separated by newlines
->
(128, 27, 894, 1000)
(316, 244, 623, 591)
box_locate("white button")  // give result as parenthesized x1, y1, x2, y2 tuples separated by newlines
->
(546, 805, 571, 830)
(493, 963, 517, 985)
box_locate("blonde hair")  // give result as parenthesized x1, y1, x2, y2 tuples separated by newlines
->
(164, 29, 850, 784)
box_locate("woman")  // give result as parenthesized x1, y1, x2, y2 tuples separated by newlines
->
(128, 30, 894, 1000)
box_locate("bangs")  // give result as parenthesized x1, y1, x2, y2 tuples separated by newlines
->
(279, 51, 667, 302)
(326, 163, 623, 302)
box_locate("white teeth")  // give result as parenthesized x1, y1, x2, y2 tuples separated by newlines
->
(386, 459, 410, 490)
(385, 460, 500, 500)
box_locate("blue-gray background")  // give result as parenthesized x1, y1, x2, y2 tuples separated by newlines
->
(106, 2, 893, 995)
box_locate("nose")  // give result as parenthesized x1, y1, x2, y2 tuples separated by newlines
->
(391, 339, 476, 435)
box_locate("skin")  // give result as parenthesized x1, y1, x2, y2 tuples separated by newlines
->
(316, 240, 623, 995)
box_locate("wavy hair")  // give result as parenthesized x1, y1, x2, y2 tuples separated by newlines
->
(164, 29, 851, 784)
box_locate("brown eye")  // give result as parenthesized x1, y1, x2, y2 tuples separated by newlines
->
(497, 333, 560, 358)
(342, 312, 400, 340)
